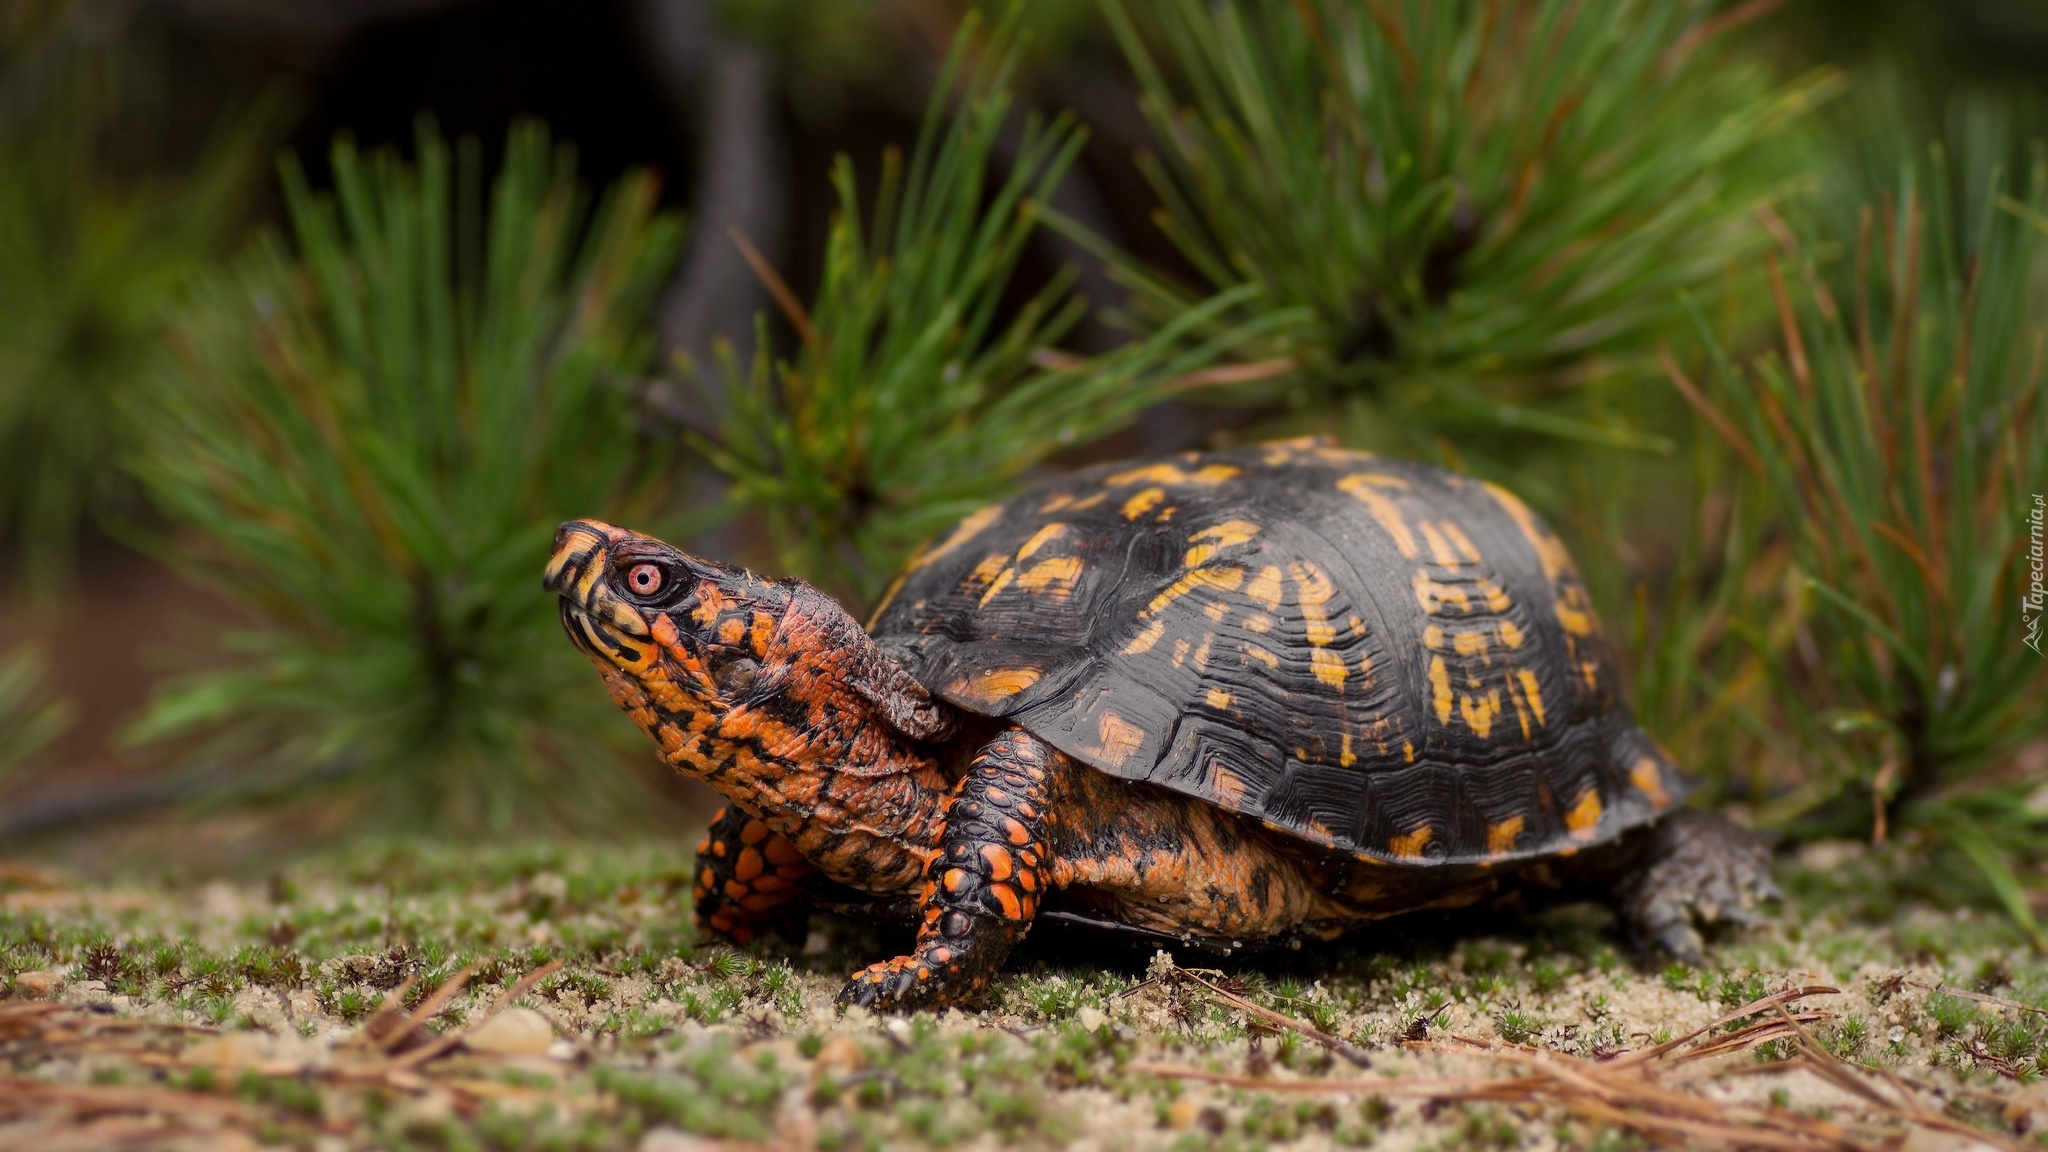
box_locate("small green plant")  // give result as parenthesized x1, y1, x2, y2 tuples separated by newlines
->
(1087, 0, 1834, 446)
(1678, 146, 2048, 945)
(128, 121, 685, 833)
(699, 11, 1281, 601)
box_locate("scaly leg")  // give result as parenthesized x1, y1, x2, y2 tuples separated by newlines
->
(839, 727, 1057, 1010)
(693, 806, 819, 946)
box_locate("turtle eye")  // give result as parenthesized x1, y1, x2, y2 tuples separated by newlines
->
(624, 562, 666, 598)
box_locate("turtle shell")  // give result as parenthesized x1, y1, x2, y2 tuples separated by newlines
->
(867, 441, 1691, 868)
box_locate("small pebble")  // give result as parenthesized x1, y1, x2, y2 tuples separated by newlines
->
(814, 1033, 865, 1075)
(464, 1007, 554, 1056)
(1077, 1005, 1108, 1032)
(11, 971, 65, 999)
(182, 1031, 270, 1069)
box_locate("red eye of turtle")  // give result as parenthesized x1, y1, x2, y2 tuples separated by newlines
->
(625, 563, 664, 596)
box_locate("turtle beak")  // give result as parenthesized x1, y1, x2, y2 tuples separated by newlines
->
(544, 520, 613, 601)
(545, 521, 652, 664)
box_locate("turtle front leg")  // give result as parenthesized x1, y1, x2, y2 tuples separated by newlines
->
(693, 806, 819, 946)
(839, 728, 1057, 1011)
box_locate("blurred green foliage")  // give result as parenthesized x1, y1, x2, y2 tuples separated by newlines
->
(0, 645, 70, 783)
(0, 12, 275, 595)
(700, 13, 1288, 602)
(1677, 148, 2048, 944)
(126, 123, 685, 832)
(1086, 0, 1836, 450)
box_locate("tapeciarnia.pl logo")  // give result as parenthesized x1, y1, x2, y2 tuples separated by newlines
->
(2027, 493, 2045, 656)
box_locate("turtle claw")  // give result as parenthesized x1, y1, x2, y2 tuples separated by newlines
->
(838, 949, 960, 1012)
(1616, 810, 1778, 964)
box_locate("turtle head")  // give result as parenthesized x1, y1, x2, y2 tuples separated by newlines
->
(545, 520, 953, 787)
(545, 520, 787, 721)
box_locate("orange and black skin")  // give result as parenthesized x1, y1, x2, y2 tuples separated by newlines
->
(692, 806, 818, 945)
(544, 442, 1775, 1012)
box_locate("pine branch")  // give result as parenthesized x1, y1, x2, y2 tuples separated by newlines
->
(1084, 0, 1838, 443)
(697, 10, 1294, 603)
(126, 121, 686, 834)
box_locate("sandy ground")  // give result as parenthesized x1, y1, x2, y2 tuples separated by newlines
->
(1, 836, 2044, 1151)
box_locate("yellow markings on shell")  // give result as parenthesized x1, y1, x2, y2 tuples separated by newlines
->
(1413, 570, 1470, 614)
(1301, 819, 1338, 847)
(1388, 825, 1433, 859)
(1017, 522, 1067, 559)
(950, 667, 1043, 703)
(978, 567, 1016, 607)
(1555, 601, 1599, 637)
(1402, 740, 1415, 763)
(1429, 657, 1453, 724)
(1516, 670, 1547, 727)
(1206, 687, 1232, 710)
(1171, 638, 1191, 666)
(1244, 644, 1280, 669)
(1205, 601, 1231, 622)
(1183, 521, 1259, 567)
(1019, 557, 1083, 597)
(1242, 611, 1273, 632)
(1193, 635, 1213, 668)
(1337, 474, 1418, 558)
(1093, 711, 1147, 768)
(1146, 565, 1247, 615)
(1192, 519, 1260, 545)
(1339, 731, 1357, 768)
(1106, 462, 1242, 487)
(1122, 487, 1166, 520)
(1070, 491, 1107, 511)
(1439, 520, 1483, 564)
(1565, 789, 1603, 842)
(1498, 619, 1525, 648)
(1288, 561, 1336, 609)
(1310, 647, 1347, 688)
(1122, 619, 1167, 656)
(1581, 660, 1600, 691)
(1246, 566, 1284, 610)
(1419, 521, 1466, 568)
(1631, 756, 1673, 810)
(1211, 764, 1247, 806)
(1037, 491, 1076, 514)
(1422, 623, 1445, 649)
(1486, 815, 1526, 857)
(1453, 630, 1489, 657)
(1305, 619, 1336, 646)
(968, 552, 1009, 585)
(1474, 578, 1511, 614)
(1459, 690, 1501, 739)
(910, 504, 1004, 570)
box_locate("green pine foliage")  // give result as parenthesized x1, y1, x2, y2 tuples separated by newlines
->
(1089, 0, 1836, 448)
(700, 14, 1287, 602)
(1677, 149, 2048, 944)
(0, 645, 70, 783)
(0, 19, 274, 595)
(126, 123, 686, 832)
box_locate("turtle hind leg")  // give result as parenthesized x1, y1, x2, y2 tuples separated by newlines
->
(693, 806, 819, 947)
(1608, 809, 1781, 964)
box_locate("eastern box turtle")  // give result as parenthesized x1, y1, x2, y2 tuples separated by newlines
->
(544, 441, 1774, 1010)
